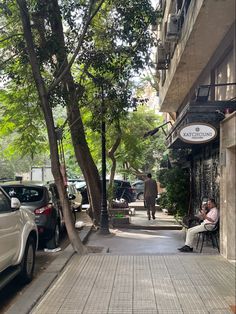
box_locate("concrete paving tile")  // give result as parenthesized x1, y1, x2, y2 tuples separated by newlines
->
(82, 312, 107, 314)
(153, 280, 175, 289)
(182, 310, 209, 314)
(178, 293, 207, 309)
(108, 311, 132, 314)
(108, 309, 133, 314)
(189, 279, 213, 287)
(154, 288, 178, 298)
(30, 307, 58, 314)
(58, 310, 79, 314)
(173, 283, 197, 293)
(109, 312, 132, 314)
(195, 287, 222, 301)
(156, 300, 182, 310)
(203, 297, 230, 309)
(158, 310, 184, 314)
(30, 254, 235, 314)
(132, 310, 158, 314)
(208, 310, 233, 314)
(225, 295, 236, 304)
(81, 256, 119, 313)
(109, 304, 132, 308)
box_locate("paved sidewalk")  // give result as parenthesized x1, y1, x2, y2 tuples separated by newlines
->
(129, 209, 183, 229)
(111, 202, 182, 230)
(5, 209, 236, 314)
(31, 254, 235, 314)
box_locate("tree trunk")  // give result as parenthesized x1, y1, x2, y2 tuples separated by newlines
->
(107, 122, 122, 208)
(17, 0, 87, 254)
(48, 0, 102, 224)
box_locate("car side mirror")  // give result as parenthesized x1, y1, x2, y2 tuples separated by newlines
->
(11, 197, 21, 210)
(68, 194, 76, 200)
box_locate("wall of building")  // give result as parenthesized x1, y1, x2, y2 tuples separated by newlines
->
(220, 113, 236, 261)
(191, 144, 220, 213)
(156, 1, 236, 260)
(158, 0, 235, 112)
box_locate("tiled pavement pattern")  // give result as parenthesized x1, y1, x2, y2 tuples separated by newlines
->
(31, 254, 235, 314)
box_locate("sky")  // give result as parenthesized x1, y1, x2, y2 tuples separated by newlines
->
(151, 0, 160, 9)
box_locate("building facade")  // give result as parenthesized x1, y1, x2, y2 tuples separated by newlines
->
(156, 0, 236, 260)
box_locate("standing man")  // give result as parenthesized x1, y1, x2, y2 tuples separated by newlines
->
(144, 173, 158, 220)
(178, 198, 219, 252)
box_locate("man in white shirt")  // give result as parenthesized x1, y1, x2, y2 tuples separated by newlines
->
(178, 198, 219, 252)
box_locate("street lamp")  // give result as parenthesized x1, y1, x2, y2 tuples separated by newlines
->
(195, 85, 211, 102)
(143, 121, 173, 169)
(143, 121, 173, 137)
(99, 84, 110, 234)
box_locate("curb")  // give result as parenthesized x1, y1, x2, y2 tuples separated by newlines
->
(112, 224, 183, 230)
(5, 224, 93, 314)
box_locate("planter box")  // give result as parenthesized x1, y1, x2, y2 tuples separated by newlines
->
(109, 207, 135, 217)
(111, 216, 130, 226)
(109, 208, 130, 216)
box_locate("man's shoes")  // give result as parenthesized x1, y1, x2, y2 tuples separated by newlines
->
(177, 245, 186, 251)
(178, 245, 193, 252)
(152, 215, 156, 220)
(148, 215, 151, 220)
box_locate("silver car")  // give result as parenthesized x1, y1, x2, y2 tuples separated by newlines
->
(0, 187, 38, 290)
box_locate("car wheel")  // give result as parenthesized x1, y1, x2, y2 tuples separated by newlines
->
(46, 223, 60, 249)
(137, 192, 144, 200)
(19, 236, 36, 284)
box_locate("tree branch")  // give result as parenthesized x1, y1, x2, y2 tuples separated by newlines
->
(48, 0, 105, 92)
(16, 0, 48, 98)
(0, 52, 19, 68)
(0, 33, 23, 43)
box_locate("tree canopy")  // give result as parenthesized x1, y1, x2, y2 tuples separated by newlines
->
(0, 0, 163, 231)
(0, 0, 159, 177)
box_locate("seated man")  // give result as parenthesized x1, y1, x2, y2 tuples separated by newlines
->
(178, 198, 219, 252)
(182, 202, 207, 228)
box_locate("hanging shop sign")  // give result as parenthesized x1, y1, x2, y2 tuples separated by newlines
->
(179, 123, 217, 144)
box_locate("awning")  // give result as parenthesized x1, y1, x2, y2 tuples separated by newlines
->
(166, 100, 236, 148)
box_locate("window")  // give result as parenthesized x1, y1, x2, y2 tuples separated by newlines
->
(215, 50, 235, 100)
(2, 186, 44, 203)
(0, 190, 11, 212)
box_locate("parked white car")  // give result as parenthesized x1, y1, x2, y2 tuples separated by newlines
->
(0, 187, 38, 290)
(67, 183, 82, 211)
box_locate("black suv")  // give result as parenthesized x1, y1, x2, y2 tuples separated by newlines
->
(113, 179, 136, 203)
(77, 179, 136, 204)
(1, 182, 64, 249)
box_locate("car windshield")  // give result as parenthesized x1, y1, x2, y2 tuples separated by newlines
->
(2, 186, 44, 203)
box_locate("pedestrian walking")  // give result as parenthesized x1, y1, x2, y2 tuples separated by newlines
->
(144, 173, 158, 220)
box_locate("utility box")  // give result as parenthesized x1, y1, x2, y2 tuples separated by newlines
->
(31, 167, 53, 182)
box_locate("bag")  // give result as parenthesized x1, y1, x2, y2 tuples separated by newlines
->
(111, 199, 128, 208)
(182, 215, 202, 228)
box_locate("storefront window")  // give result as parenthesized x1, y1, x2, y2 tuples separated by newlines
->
(215, 50, 235, 100)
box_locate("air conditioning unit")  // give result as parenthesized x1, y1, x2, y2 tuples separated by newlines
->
(166, 13, 180, 42)
(156, 43, 168, 70)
